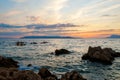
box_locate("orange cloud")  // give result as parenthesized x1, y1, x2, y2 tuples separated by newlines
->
(62, 29, 120, 38)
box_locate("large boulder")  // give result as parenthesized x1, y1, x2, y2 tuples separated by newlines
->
(14, 70, 41, 80)
(55, 49, 71, 56)
(60, 70, 86, 80)
(0, 56, 18, 68)
(0, 68, 41, 80)
(82, 46, 120, 65)
(38, 68, 57, 80)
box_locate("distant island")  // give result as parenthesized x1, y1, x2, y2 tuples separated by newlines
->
(107, 35, 120, 38)
(21, 36, 76, 39)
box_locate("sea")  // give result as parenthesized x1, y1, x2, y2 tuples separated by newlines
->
(0, 39, 120, 80)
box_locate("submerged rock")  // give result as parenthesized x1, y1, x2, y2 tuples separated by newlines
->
(16, 41, 26, 46)
(82, 46, 120, 65)
(0, 56, 18, 68)
(61, 70, 87, 80)
(55, 49, 71, 56)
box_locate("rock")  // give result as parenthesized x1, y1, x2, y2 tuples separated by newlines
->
(27, 64, 32, 67)
(55, 49, 71, 56)
(0, 68, 41, 80)
(38, 68, 57, 80)
(82, 46, 120, 65)
(30, 42, 37, 44)
(0, 56, 18, 68)
(14, 70, 41, 80)
(16, 41, 26, 46)
(41, 41, 48, 44)
(0, 68, 18, 80)
(60, 70, 86, 80)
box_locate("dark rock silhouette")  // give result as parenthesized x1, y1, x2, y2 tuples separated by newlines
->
(30, 42, 37, 44)
(55, 49, 71, 56)
(82, 46, 120, 65)
(0, 56, 18, 68)
(61, 70, 87, 80)
(16, 42, 26, 46)
(27, 64, 32, 67)
(0, 68, 41, 80)
(40, 41, 48, 44)
(38, 68, 57, 80)
(14, 70, 41, 80)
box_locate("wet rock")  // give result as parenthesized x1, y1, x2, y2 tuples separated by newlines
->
(27, 64, 32, 67)
(38, 68, 57, 80)
(60, 70, 86, 80)
(0, 68, 18, 80)
(16, 41, 26, 46)
(55, 49, 71, 56)
(0, 56, 18, 68)
(14, 70, 41, 80)
(40, 41, 48, 44)
(0, 68, 41, 80)
(82, 46, 120, 65)
(30, 42, 37, 44)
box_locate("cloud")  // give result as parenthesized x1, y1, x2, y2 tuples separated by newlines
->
(0, 23, 78, 38)
(3, 10, 22, 17)
(100, 4, 120, 13)
(60, 29, 120, 38)
(0, 23, 22, 28)
(0, 32, 27, 38)
(37, 0, 68, 24)
(25, 23, 78, 29)
(26, 16, 40, 22)
(66, 0, 120, 23)
(101, 14, 117, 17)
(11, 0, 28, 3)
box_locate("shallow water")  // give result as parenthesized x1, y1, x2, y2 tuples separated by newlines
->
(0, 39, 120, 80)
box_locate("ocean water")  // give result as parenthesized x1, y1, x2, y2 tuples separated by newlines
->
(0, 39, 120, 80)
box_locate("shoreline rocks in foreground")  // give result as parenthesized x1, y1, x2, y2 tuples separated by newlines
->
(82, 46, 120, 65)
(0, 56, 18, 68)
(0, 55, 86, 80)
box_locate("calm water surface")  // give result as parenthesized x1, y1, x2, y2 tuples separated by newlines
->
(0, 39, 120, 80)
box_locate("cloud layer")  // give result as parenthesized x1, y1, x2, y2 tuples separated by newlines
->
(0, 0, 120, 38)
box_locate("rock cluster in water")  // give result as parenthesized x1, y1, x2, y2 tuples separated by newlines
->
(0, 55, 86, 80)
(16, 42, 26, 46)
(82, 46, 120, 65)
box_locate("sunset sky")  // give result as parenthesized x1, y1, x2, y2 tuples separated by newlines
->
(0, 0, 120, 38)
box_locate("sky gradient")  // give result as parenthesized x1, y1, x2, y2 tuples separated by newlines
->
(0, 0, 120, 38)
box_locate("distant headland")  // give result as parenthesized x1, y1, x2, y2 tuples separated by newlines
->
(21, 36, 78, 39)
(107, 35, 120, 38)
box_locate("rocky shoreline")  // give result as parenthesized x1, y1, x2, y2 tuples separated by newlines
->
(0, 46, 120, 80)
(0, 55, 86, 80)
